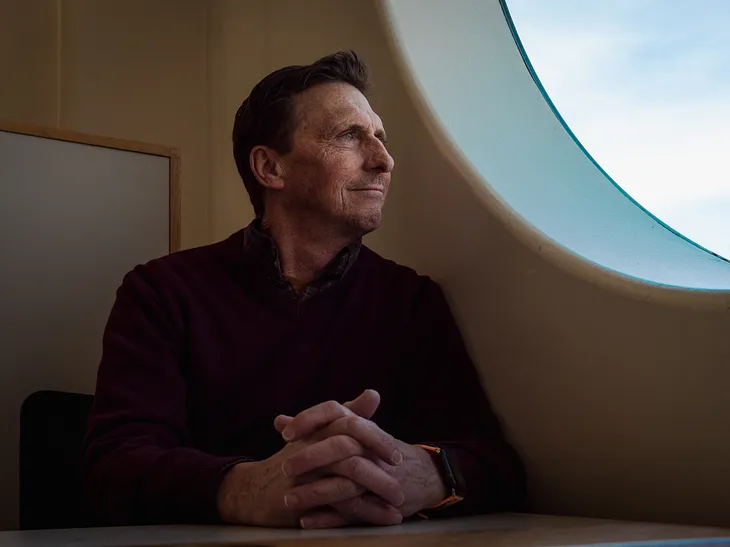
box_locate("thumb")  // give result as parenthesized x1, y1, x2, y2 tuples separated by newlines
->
(274, 414, 294, 434)
(344, 389, 381, 420)
(274, 389, 380, 435)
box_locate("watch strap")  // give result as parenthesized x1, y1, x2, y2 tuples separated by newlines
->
(414, 443, 464, 518)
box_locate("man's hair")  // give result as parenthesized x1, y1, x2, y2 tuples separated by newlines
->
(232, 50, 371, 218)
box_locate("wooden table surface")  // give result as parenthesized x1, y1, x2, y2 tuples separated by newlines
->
(1, 513, 729, 547)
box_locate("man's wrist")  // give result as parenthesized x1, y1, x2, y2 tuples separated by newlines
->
(216, 461, 260, 524)
(417, 446, 450, 510)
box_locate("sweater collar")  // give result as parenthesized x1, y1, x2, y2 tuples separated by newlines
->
(241, 219, 362, 297)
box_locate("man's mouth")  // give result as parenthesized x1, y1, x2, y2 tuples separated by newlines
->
(352, 187, 385, 194)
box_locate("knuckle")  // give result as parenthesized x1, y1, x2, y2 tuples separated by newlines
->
(335, 477, 360, 498)
(337, 495, 363, 515)
(307, 480, 334, 504)
(324, 400, 343, 415)
(330, 435, 356, 456)
(349, 455, 370, 475)
(345, 415, 368, 434)
(328, 415, 349, 435)
(296, 449, 314, 470)
(335, 455, 369, 480)
(287, 449, 308, 471)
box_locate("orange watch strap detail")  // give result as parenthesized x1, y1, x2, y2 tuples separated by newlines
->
(413, 444, 464, 519)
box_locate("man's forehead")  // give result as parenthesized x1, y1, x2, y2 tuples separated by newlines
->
(295, 83, 382, 129)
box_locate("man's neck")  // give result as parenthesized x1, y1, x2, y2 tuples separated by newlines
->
(261, 214, 359, 286)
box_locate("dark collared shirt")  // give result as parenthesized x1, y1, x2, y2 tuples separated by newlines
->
(242, 219, 362, 302)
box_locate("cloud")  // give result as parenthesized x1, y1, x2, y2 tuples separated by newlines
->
(507, 0, 730, 259)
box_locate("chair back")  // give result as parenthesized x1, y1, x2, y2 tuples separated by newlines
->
(19, 390, 95, 530)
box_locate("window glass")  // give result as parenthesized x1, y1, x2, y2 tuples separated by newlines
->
(507, 0, 730, 260)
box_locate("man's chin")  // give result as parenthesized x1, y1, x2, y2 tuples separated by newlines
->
(335, 214, 380, 242)
(351, 210, 383, 236)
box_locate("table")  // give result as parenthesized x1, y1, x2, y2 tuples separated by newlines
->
(0, 514, 729, 547)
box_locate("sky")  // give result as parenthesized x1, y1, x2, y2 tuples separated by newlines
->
(505, 0, 730, 260)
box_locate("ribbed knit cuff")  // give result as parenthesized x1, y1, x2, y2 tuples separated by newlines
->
(161, 453, 254, 524)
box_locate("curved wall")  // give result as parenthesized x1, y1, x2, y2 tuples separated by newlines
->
(372, 0, 730, 526)
(379, 0, 730, 297)
(206, 0, 730, 528)
(203, 0, 730, 527)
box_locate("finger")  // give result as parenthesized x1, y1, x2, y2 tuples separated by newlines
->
(298, 509, 350, 530)
(284, 476, 365, 511)
(274, 414, 293, 434)
(301, 496, 401, 529)
(282, 434, 365, 477)
(279, 390, 380, 441)
(323, 415, 402, 466)
(292, 467, 328, 487)
(343, 389, 381, 420)
(330, 455, 404, 507)
(281, 398, 359, 442)
(332, 493, 403, 526)
(285, 437, 403, 507)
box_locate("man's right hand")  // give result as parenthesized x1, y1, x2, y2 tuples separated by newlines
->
(216, 390, 404, 528)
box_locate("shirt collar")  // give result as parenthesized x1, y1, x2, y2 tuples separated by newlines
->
(242, 218, 362, 289)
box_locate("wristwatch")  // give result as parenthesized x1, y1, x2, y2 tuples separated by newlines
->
(414, 443, 464, 518)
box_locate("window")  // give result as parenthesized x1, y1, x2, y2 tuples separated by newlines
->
(506, 1, 730, 260)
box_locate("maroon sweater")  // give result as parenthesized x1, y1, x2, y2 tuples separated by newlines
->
(82, 224, 526, 525)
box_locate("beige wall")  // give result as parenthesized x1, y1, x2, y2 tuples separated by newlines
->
(207, 0, 264, 239)
(206, 0, 730, 529)
(2, 0, 730, 532)
(1, 0, 210, 249)
(0, 0, 58, 126)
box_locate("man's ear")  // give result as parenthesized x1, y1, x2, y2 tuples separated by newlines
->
(250, 145, 285, 190)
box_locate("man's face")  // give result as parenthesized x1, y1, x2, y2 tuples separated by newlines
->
(276, 82, 395, 237)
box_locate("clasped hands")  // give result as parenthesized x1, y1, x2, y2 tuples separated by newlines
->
(217, 389, 447, 529)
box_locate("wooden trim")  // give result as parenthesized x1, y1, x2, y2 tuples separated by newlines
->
(0, 119, 173, 157)
(168, 149, 182, 253)
(1, 119, 182, 254)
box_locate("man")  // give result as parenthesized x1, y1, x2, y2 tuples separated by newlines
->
(83, 51, 526, 529)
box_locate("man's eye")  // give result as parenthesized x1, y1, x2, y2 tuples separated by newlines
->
(341, 131, 357, 140)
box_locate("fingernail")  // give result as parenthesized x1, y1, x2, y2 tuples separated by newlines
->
(299, 517, 312, 529)
(396, 492, 405, 507)
(282, 427, 294, 441)
(284, 493, 299, 508)
(281, 462, 291, 477)
(392, 449, 403, 464)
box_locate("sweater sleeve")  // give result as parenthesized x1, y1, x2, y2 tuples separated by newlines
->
(82, 265, 249, 525)
(394, 279, 527, 516)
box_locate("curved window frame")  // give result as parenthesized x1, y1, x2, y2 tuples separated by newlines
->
(499, 0, 730, 265)
(377, 0, 730, 308)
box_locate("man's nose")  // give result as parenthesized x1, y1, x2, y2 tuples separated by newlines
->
(366, 139, 395, 173)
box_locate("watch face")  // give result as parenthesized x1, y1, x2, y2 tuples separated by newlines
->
(437, 446, 462, 496)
